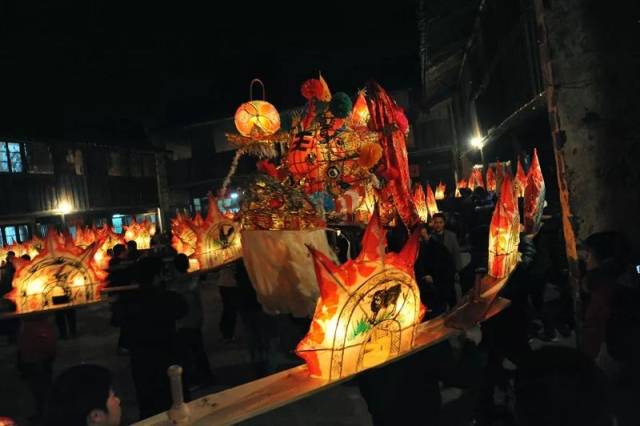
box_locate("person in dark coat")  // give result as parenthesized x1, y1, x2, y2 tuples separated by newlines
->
(127, 257, 187, 419)
(414, 225, 456, 318)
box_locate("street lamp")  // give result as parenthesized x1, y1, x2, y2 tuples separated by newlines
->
(470, 136, 485, 164)
(58, 201, 73, 227)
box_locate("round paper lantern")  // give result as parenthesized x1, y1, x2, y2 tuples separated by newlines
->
(234, 79, 281, 138)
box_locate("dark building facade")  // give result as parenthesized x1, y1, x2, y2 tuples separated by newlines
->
(0, 138, 164, 244)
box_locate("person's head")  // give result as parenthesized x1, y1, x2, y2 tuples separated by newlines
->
(42, 364, 121, 426)
(432, 213, 446, 233)
(126, 240, 137, 253)
(583, 231, 629, 273)
(6, 251, 15, 262)
(20, 254, 31, 261)
(515, 346, 613, 426)
(112, 244, 126, 259)
(173, 253, 189, 274)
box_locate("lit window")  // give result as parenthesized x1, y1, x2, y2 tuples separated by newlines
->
(0, 142, 24, 173)
(112, 215, 124, 234)
(38, 223, 48, 238)
(68, 226, 77, 239)
(17, 225, 29, 243)
(4, 226, 18, 245)
(193, 198, 202, 213)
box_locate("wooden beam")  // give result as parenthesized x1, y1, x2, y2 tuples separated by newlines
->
(134, 296, 510, 426)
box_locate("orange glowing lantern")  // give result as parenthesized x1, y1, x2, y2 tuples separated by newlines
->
(74, 226, 97, 249)
(286, 132, 327, 194)
(234, 79, 281, 139)
(425, 184, 439, 216)
(0, 238, 42, 261)
(296, 210, 424, 379)
(468, 167, 485, 190)
(523, 148, 545, 234)
(495, 161, 505, 195)
(4, 230, 107, 313)
(486, 166, 496, 192)
(412, 184, 428, 223)
(350, 90, 370, 128)
(435, 181, 446, 200)
(458, 178, 468, 189)
(515, 157, 527, 198)
(171, 195, 242, 271)
(123, 218, 152, 250)
(93, 224, 125, 269)
(488, 174, 520, 279)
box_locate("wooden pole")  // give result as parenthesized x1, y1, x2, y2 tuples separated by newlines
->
(167, 365, 190, 425)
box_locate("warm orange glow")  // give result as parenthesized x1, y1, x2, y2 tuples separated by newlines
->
(468, 167, 484, 190)
(296, 210, 424, 379)
(486, 166, 496, 192)
(412, 184, 428, 223)
(425, 184, 439, 216)
(123, 218, 152, 250)
(0, 237, 43, 261)
(171, 195, 242, 271)
(94, 224, 125, 270)
(435, 181, 446, 200)
(515, 157, 527, 198)
(488, 174, 520, 278)
(350, 90, 370, 127)
(4, 230, 107, 313)
(524, 149, 545, 234)
(234, 100, 281, 138)
(74, 226, 97, 249)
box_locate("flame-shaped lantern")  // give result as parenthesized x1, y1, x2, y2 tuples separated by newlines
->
(93, 225, 125, 270)
(4, 230, 107, 313)
(0, 237, 43, 261)
(488, 174, 520, 278)
(455, 186, 462, 198)
(486, 166, 496, 192)
(123, 218, 152, 250)
(296, 210, 424, 379)
(523, 148, 545, 234)
(412, 184, 429, 223)
(171, 195, 242, 271)
(350, 90, 370, 128)
(495, 161, 505, 195)
(435, 181, 446, 200)
(425, 184, 439, 216)
(468, 167, 485, 190)
(74, 226, 97, 249)
(515, 157, 527, 198)
(457, 178, 468, 189)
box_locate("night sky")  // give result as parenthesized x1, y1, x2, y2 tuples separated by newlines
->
(0, 1, 476, 143)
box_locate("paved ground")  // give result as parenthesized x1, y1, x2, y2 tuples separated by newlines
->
(0, 278, 375, 426)
(0, 274, 582, 426)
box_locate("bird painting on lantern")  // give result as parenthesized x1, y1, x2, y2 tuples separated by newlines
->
(171, 195, 242, 272)
(296, 210, 424, 379)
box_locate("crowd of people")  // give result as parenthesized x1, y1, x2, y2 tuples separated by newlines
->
(0, 185, 638, 425)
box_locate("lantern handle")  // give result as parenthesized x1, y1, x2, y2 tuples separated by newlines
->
(249, 79, 266, 101)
